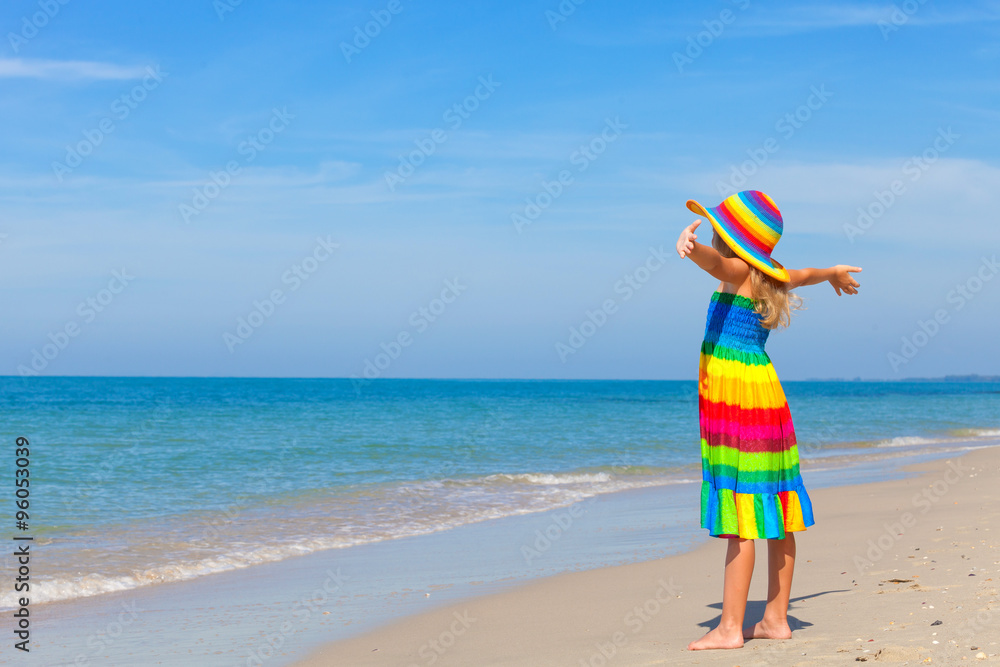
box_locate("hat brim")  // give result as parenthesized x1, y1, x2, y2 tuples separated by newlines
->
(686, 199, 790, 283)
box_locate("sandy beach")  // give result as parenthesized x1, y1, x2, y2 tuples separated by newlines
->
(296, 445, 1000, 666)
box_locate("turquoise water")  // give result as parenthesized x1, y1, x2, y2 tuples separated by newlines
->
(1, 377, 997, 608)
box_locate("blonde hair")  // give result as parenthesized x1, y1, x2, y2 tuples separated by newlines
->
(712, 230, 803, 330)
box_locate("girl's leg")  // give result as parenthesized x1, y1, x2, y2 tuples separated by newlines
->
(745, 532, 796, 640)
(688, 537, 754, 650)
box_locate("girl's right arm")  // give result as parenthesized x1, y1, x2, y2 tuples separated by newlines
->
(676, 220, 750, 284)
(787, 266, 862, 295)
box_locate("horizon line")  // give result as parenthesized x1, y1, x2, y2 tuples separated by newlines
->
(2, 374, 997, 382)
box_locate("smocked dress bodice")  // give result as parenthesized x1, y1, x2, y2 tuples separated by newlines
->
(703, 291, 770, 354)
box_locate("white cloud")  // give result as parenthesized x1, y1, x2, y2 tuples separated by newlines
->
(737, 2, 1000, 35)
(740, 4, 888, 32)
(564, 2, 1000, 46)
(0, 58, 151, 81)
(151, 161, 362, 189)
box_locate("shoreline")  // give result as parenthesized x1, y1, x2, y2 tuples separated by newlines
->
(294, 443, 1000, 666)
(16, 436, 996, 613)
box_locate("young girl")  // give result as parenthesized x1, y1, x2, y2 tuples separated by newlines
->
(675, 190, 861, 651)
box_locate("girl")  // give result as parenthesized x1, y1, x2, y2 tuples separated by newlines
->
(675, 190, 861, 651)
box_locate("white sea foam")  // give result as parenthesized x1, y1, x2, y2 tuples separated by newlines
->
(484, 472, 613, 484)
(875, 436, 942, 448)
(872, 429, 1000, 448)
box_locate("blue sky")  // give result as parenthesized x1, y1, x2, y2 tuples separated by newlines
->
(2, 0, 999, 379)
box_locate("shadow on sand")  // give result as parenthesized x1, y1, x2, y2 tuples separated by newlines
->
(696, 589, 850, 635)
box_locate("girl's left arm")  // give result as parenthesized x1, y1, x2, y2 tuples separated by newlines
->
(787, 265, 862, 295)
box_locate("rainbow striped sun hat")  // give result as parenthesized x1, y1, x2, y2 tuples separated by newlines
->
(686, 190, 790, 283)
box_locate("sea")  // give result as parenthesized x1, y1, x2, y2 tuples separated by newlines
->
(1, 377, 998, 612)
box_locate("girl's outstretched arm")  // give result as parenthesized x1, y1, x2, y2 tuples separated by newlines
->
(676, 220, 750, 284)
(787, 265, 862, 295)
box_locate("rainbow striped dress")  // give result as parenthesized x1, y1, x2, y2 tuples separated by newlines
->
(699, 291, 814, 539)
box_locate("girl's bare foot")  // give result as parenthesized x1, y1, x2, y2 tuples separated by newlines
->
(687, 626, 745, 650)
(743, 617, 792, 640)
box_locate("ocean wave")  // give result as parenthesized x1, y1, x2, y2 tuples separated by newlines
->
(948, 427, 1000, 438)
(0, 539, 362, 608)
(875, 436, 943, 448)
(873, 428, 1000, 448)
(483, 472, 613, 485)
(0, 469, 697, 610)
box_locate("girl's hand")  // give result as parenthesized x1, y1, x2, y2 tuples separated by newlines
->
(676, 220, 701, 259)
(830, 265, 862, 296)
